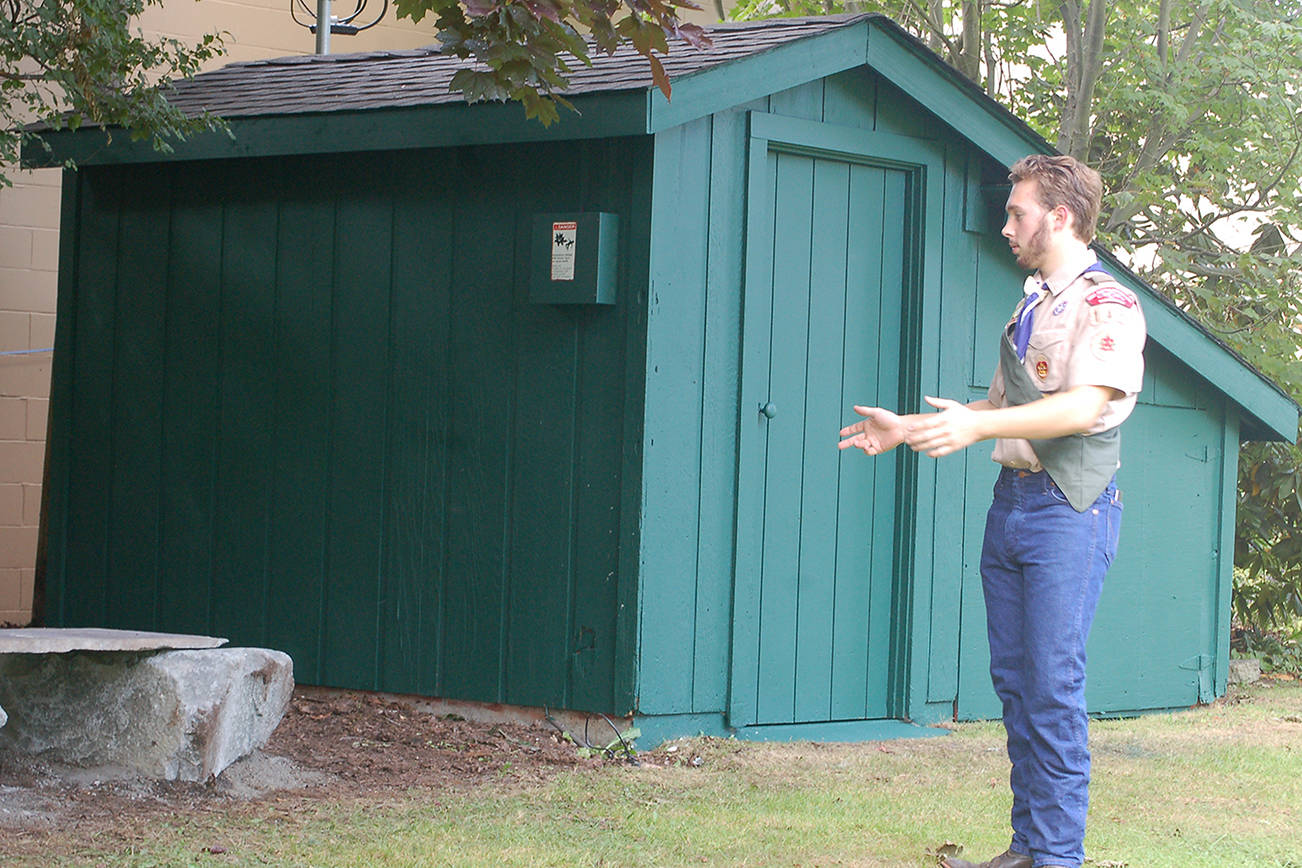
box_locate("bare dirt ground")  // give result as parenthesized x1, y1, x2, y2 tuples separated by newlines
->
(0, 688, 621, 859)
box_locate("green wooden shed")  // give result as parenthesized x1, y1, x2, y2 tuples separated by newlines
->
(30, 14, 1298, 744)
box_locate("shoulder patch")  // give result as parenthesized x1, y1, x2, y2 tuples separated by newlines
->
(1085, 286, 1137, 308)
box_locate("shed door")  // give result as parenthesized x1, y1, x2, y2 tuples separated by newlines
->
(731, 147, 908, 727)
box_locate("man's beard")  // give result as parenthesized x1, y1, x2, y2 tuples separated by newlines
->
(1016, 217, 1050, 271)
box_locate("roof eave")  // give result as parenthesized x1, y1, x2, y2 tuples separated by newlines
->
(22, 89, 651, 169)
(862, 17, 1050, 166)
(645, 17, 872, 133)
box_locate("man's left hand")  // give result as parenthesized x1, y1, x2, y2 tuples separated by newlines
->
(904, 396, 984, 457)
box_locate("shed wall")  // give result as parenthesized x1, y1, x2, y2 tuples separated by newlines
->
(0, 0, 441, 631)
(45, 139, 652, 714)
(639, 65, 1239, 730)
(639, 68, 958, 728)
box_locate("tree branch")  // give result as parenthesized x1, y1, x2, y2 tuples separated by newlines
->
(1056, 0, 1107, 159)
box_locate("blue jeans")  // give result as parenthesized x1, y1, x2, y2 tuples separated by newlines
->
(980, 468, 1122, 868)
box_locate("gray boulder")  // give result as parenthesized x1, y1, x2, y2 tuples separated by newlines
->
(0, 647, 293, 781)
(1227, 656, 1262, 686)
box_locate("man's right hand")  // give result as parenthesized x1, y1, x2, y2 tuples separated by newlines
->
(838, 406, 906, 455)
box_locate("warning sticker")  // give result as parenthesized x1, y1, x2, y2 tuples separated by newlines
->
(551, 221, 577, 281)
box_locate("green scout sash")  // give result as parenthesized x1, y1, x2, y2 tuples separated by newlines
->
(998, 331, 1119, 512)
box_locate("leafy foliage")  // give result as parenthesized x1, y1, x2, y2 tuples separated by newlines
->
(1, 0, 227, 183)
(734, 0, 1302, 627)
(1233, 621, 1302, 675)
(394, 0, 712, 124)
(1236, 443, 1302, 631)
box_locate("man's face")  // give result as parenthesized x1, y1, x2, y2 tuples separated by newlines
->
(1002, 179, 1053, 271)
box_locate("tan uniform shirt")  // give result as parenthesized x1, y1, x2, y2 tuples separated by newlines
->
(987, 250, 1147, 470)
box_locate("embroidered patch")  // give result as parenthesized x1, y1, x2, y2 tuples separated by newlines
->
(1090, 305, 1119, 325)
(1092, 332, 1119, 359)
(1052, 301, 1068, 316)
(1036, 359, 1050, 379)
(1085, 287, 1136, 308)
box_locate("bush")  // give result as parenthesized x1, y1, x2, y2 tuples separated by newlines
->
(1231, 621, 1302, 676)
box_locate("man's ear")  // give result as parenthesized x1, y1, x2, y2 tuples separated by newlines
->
(1052, 204, 1074, 235)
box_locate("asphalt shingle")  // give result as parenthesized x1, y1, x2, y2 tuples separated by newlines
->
(161, 15, 870, 118)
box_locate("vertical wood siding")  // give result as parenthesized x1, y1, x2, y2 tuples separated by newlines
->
(640, 69, 955, 722)
(45, 139, 650, 714)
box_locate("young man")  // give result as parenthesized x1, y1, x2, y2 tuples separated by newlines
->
(838, 154, 1146, 868)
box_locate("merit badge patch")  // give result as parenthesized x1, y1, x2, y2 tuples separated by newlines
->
(1036, 359, 1050, 379)
(1052, 301, 1068, 316)
(1085, 287, 1136, 308)
(1092, 332, 1119, 359)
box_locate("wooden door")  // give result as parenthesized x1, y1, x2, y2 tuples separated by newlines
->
(732, 145, 909, 727)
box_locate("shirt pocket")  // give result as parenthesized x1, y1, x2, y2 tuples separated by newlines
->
(1025, 328, 1070, 392)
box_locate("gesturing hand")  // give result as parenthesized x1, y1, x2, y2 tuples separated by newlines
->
(838, 405, 906, 456)
(903, 396, 983, 457)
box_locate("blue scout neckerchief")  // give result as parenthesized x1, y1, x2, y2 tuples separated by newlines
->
(999, 262, 1122, 512)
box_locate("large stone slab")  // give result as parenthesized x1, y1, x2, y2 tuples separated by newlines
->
(0, 647, 293, 781)
(0, 627, 227, 654)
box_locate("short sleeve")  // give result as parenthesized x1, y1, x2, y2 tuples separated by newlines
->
(987, 363, 1007, 407)
(1065, 284, 1146, 396)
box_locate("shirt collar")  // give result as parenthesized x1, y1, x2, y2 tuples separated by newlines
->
(1035, 248, 1099, 297)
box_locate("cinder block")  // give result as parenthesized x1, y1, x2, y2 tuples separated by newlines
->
(0, 268, 57, 313)
(19, 568, 33, 610)
(0, 396, 25, 439)
(0, 441, 45, 483)
(22, 483, 41, 526)
(0, 227, 33, 269)
(0, 568, 20, 609)
(28, 314, 55, 350)
(0, 311, 27, 352)
(31, 229, 59, 272)
(11, 167, 61, 191)
(0, 183, 62, 230)
(0, 526, 37, 567)
(26, 397, 48, 440)
(0, 484, 21, 525)
(0, 359, 52, 399)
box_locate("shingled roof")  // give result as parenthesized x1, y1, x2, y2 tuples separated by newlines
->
(162, 15, 869, 119)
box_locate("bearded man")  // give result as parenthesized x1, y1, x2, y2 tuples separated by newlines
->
(839, 154, 1147, 868)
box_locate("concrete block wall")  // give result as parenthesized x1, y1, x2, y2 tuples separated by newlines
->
(0, 169, 56, 626)
(0, 0, 434, 626)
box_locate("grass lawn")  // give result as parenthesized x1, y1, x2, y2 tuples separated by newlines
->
(13, 680, 1302, 867)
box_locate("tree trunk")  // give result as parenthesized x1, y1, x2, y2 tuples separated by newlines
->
(957, 0, 981, 82)
(1056, 0, 1108, 160)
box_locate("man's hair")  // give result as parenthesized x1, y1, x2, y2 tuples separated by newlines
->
(1008, 154, 1103, 243)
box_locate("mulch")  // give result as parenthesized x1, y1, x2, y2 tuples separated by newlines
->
(0, 688, 619, 859)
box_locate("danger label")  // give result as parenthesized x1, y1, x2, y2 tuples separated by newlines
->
(551, 221, 577, 281)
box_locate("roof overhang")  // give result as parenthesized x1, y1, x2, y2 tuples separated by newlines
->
(24, 90, 650, 168)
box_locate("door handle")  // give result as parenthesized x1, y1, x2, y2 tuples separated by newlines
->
(759, 401, 778, 419)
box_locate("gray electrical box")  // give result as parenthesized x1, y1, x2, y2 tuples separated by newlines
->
(529, 212, 619, 305)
